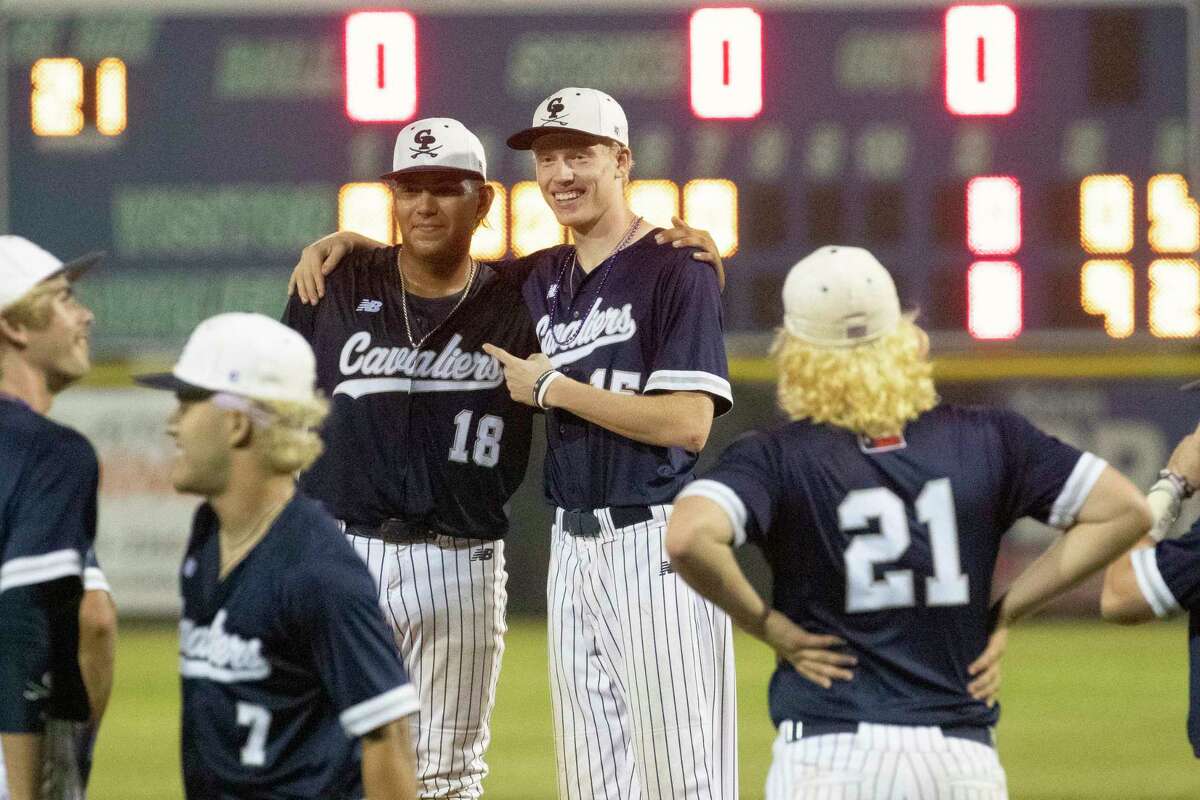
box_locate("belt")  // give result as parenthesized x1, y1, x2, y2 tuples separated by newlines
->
(787, 721, 994, 748)
(557, 506, 656, 537)
(346, 519, 442, 545)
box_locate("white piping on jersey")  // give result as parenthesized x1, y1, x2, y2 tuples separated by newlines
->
(338, 332, 502, 386)
(677, 479, 750, 548)
(0, 548, 82, 593)
(333, 376, 503, 398)
(1131, 547, 1183, 618)
(1047, 452, 1107, 529)
(645, 369, 733, 403)
(179, 610, 271, 683)
(339, 683, 420, 738)
(537, 298, 637, 365)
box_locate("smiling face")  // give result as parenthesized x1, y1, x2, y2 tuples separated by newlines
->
(8, 276, 95, 393)
(531, 133, 630, 233)
(389, 172, 493, 265)
(167, 394, 234, 497)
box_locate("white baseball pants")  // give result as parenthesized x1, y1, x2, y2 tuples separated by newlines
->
(349, 533, 507, 800)
(765, 722, 1008, 800)
(547, 506, 738, 800)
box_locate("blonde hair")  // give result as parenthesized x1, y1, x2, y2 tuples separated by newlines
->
(771, 316, 937, 438)
(254, 395, 330, 474)
(1, 283, 56, 331)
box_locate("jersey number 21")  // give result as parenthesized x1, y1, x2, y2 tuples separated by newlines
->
(839, 478, 969, 613)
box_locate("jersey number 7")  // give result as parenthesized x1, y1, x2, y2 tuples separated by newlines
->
(839, 478, 969, 613)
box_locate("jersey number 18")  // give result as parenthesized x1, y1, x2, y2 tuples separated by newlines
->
(839, 478, 969, 613)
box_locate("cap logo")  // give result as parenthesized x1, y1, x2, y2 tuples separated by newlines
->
(409, 129, 442, 159)
(540, 96, 569, 127)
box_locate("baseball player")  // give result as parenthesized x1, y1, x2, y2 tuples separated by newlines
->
(284, 117, 725, 798)
(484, 87, 737, 800)
(1100, 419, 1200, 757)
(665, 245, 1153, 798)
(0, 237, 115, 800)
(135, 313, 419, 800)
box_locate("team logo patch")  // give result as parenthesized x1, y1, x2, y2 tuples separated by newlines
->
(471, 547, 494, 562)
(540, 96, 569, 127)
(356, 299, 383, 313)
(659, 561, 674, 576)
(859, 433, 907, 454)
(409, 128, 442, 159)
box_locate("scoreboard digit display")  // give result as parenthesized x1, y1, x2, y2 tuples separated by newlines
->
(5, 0, 1197, 352)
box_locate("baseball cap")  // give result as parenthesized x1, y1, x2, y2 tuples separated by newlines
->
(382, 117, 487, 182)
(781, 245, 902, 347)
(506, 87, 629, 151)
(135, 313, 317, 403)
(0, 236, 102, 312)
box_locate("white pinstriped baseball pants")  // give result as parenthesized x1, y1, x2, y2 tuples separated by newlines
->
(349, 533, 507, 800)
(766, 722, 1008, 800)
(547, 506, 738, 800)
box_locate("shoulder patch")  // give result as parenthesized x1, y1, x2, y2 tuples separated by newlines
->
(859, 433, 907, 454)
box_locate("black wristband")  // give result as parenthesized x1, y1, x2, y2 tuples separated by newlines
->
(532, 368, 558, 408)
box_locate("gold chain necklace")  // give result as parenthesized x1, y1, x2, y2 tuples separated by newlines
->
(219, 493, 291, 578)
(398, 254, 478, 349)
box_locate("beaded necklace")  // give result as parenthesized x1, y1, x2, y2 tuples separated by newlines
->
(545, 216, 643, 348)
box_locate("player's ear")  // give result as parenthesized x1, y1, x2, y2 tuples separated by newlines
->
(227, 411, 254, 450)
(475, 182, 496, 228)
(0, 313, 30, 348)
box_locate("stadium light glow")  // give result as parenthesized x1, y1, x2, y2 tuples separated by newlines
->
(967, 261, 1023, 340)
(511, 182, 567, 257)
(683, 179, 739, 256)
(31, 58, 85, 137)
(1149, 259, 1200, 338)
(338, 182, 395, 244)
(1081, 259, 1135, 338)
(345, 12, 417, 123)
(1148, 174, 1200, 254)
(1080, 174, 1135, 254)
(944, 5, 1018, 116)
(967, 176, 1021, 255)
(470, 182, 508, 261)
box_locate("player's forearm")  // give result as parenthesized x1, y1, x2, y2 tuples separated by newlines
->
(667, 511, 770, 638)
(545, 379, 714, 451)
(77, 589, 117, 725)
(361, 720, 417, 800)
(999, 503, 1152, 626)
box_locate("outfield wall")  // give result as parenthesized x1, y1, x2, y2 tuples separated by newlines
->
(53, 362, 1200, 616)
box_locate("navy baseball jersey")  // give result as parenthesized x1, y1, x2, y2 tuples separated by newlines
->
(1130, 528, 1200, 757)
(514, 232, 732, 510)
(284, 246, 538, 538)
(680, 405, 1105, 730)
(179, 493, 418, 799)
(0, 395, 98, 594)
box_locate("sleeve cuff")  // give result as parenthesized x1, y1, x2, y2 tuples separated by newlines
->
(339, 683, 420, 738)
(644, 370, 733, 415)
(676, 479, 750, 547)
(83, 566, 112, 594)
(1048, 453, 1108, 529)
(0, 549, 83, 593)
(1131, 547, 1183, 618)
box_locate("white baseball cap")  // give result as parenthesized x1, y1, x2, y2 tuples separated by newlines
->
(382, 117, 487, 182)
(0, 236, 102, 312)
(135, 312, 317, 403)
(506, 87, 629, 150)
(782, 245, 902, 347)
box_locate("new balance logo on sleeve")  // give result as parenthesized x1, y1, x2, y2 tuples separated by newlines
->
(356, 299, 383, 313)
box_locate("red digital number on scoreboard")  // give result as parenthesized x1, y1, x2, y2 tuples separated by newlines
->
(345, 12, 418, 123)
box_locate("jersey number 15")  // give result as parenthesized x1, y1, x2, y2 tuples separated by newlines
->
(839, 478, 969, 613)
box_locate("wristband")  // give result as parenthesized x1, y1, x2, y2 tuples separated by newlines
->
(1147, 477, 1185, 542)
(1159, 469, 1196, 499)
(533, 369, 563, 410)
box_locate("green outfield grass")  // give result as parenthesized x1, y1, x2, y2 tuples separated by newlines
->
(90, 619, 1197, 799)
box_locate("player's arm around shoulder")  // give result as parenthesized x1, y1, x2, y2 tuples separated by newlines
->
(288, 231, 388, 304)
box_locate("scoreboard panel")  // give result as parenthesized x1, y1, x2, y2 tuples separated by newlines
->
(5, 0, 1198, 352)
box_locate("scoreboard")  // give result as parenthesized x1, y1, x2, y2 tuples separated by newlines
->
(5, 0, 1199, 352)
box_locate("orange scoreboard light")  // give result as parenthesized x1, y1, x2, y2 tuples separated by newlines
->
(9, 2, 1198, 342)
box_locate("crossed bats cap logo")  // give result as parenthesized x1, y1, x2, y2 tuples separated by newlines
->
(409, 128, 442, 159)
(540, 96, 570, 127)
